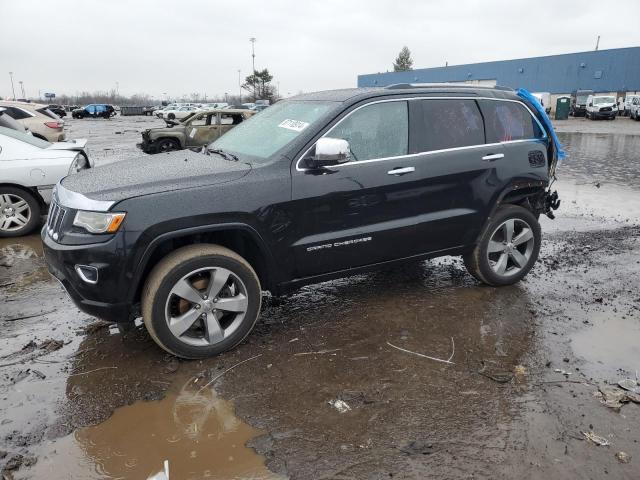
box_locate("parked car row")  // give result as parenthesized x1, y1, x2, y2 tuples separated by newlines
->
(570, 90, 640, 119)
(154, 102, 268, 119)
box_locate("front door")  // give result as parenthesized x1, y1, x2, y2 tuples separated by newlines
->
(185, 113, 218, 148)
(290, 99, 428, 278)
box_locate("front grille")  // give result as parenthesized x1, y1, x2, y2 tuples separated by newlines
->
(600, 107, 612, 112)
(46, 201, 67, 240)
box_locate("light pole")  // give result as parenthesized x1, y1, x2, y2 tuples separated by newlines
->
(9, 72, 15, 100)
(249, 37, 257, 100)
(249, 37, 256, 73)
(224, 92, 228, 103)
(19, 80, 25, 99)
(238, 69, 242, 103)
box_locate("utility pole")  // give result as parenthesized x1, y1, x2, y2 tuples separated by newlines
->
(249, 37, 257, 101)
(238, 69, 242, 103)
(19, 80, 25, 99)
(595, 35, 600, 51)
(9, 72, 15, 100)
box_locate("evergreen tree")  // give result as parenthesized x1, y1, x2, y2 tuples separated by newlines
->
(393, 46, 414, 72)
(242, 69, 276, 101)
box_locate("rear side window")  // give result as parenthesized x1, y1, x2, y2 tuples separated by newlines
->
(330, 101, 408, 161)
(480, 100, 543, 142)
(2, 106, 32, 120)
(420, 99, 484, 151)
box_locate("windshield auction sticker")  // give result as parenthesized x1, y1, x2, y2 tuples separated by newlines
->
(278, 119, 310, 132)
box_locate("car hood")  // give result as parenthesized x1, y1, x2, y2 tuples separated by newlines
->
(61, 150, 251, 203)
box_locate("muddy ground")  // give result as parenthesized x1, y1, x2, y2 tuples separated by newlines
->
(1, 115, 639, 479)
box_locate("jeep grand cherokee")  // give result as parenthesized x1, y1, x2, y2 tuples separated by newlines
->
(42, 85, 561, 358)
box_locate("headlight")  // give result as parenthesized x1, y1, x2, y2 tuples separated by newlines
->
(68, 153, 88, 174)
(73, 211, 126, 233)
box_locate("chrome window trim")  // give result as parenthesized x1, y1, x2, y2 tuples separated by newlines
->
(295, 96, 547, 172)
(54, 182, 115, 212)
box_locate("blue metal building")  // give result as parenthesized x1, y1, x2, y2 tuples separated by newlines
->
(358, 47, 640, 94)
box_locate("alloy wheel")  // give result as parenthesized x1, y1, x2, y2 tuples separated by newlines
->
(0, 194, 31, 233)
(164, 267, 249, 347)
(486, 218, 535, 277)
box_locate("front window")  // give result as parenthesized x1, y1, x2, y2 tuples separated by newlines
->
(329, 101, 408, 161)
(593, 96, 615, 105)
(209, 100, 336, 161)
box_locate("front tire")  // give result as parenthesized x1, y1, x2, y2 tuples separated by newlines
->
(142, 244, 262, 359)
(463, 205, 541, 286)
(0, 188, 41, 237)
(156, 138, 180, 153)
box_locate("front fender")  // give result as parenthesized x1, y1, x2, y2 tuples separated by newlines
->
(127, 222, 277, 302)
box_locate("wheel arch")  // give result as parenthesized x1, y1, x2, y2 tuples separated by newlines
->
(473, 181, 547, 246)
(130, 223, 277, 305)
(0, 182, 45, 206)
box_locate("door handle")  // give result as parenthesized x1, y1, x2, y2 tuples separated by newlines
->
(387, 167, 415, 176)
(482, 153, 505, 162)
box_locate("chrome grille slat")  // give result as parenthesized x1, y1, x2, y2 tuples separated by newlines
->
(46, 201, 68, 240)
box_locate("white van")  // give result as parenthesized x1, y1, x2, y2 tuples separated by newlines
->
(585, 95, 617, 120)
(532, 92, 551, 114)
(624, 94, 640, 116)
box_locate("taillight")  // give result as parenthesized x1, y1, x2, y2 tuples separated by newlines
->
(44, 121, 62, 129)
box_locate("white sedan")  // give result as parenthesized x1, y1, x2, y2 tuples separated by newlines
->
(160, 106, 199, 120)
(0, 126, 92, 237)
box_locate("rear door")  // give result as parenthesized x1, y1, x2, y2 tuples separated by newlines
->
(477, 99, 548, 189)
(406, 98, 504, 250)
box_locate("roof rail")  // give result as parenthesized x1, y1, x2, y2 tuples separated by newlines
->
(385, 83, 513, 91)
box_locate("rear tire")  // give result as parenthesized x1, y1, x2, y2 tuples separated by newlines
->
(142, 244, 262, 359)
(463, 205, 541, 286)
(0, 187, 41, 238)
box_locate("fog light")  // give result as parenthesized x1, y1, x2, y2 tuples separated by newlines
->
(75, 265, 98, 284)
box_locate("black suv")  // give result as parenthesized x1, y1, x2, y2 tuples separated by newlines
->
(42, 85, 561, 358)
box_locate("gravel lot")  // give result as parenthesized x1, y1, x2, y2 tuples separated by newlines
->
(0, 114, 639, 479)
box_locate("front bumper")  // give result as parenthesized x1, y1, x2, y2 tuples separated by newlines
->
(41, 228, 133, 323)
(592, 111, 616, 119)
(137, 133, 157, 154)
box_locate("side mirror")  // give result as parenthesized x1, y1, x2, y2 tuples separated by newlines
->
(589, 102, 593, 107)
(306, 137, 351, 168)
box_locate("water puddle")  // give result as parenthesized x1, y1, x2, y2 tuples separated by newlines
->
(571, 314, 640, 378)
(23, 380, 282, 480)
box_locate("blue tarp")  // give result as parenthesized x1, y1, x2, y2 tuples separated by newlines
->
(516, 88, 567, 161)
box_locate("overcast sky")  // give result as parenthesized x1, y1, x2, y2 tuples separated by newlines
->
(2, 0, 639, 100)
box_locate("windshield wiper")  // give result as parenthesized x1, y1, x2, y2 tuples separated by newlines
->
(207, 148, 239, 162)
